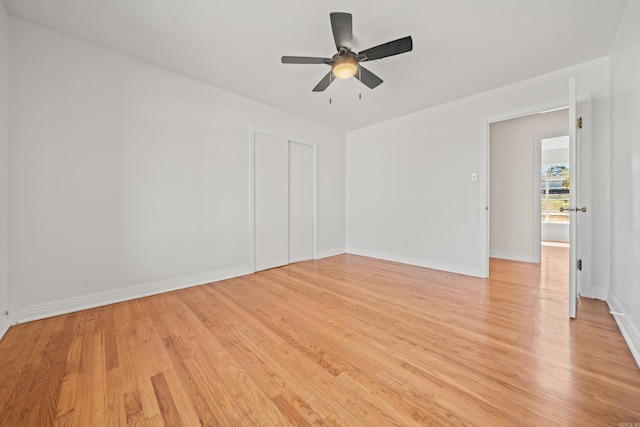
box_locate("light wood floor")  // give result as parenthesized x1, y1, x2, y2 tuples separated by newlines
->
(1, 247, 639, 426)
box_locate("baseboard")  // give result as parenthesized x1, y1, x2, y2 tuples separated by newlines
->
(346, 246, 485, 278)
(489, 250, 538, 263)
(9, 264, 253, 325)
(316, 247, 346, 259)
(607, 295, 640, 369)
(0, 312, 9, 341)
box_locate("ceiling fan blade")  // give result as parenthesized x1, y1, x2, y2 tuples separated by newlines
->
(282, 56, 331, 64)
(354, 66, 383, 89)
(312, 72, 334, 92)
(357, 36, 413, 61)
(330, 12, 352, 50)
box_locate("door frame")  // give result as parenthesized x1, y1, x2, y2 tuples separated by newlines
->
(249, 127, 318, 272)
(482, 94, 592, 297)
(481, 99, 569, 278)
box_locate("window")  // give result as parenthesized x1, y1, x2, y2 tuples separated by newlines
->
(541, 163, 570, 223)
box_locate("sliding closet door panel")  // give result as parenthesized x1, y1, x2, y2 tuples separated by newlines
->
(254, 133, 289, 271)
(289, 142, 314, 263)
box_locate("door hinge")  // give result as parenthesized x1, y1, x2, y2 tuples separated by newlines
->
(577, 259, 582, 271)
(577, 117, 583, 129)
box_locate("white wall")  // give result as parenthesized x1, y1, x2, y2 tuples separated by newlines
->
(542, 147, 569, 165)
(7, 18, 346, 321)
(347, 57, 610, 281)
(609, 0, 640, 367)
(541, 223, 568, 243)
(490, 109, 568, 261)
(0, 2, 9, 337)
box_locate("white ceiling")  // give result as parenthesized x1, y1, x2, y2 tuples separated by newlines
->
(2, 0, 628, 131)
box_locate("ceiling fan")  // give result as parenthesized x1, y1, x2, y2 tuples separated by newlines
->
(281, 12, 413, 92)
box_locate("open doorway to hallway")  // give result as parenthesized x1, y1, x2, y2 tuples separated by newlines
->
(488, 108, 572, 314)
(489, 108, 569, 264)
(485, 88, 594, 317)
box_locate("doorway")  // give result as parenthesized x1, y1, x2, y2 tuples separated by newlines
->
(539, 135, 570, 248)
(482, 92, 592, 312)
(488, 108, 569, 264)
(251, 130, 318, 272)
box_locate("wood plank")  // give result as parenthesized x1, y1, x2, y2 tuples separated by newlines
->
(106, 367, 126, 427)
(0, 247, 639, 426)
(0, 314, 66, 423)
(150, 373, 181, 427)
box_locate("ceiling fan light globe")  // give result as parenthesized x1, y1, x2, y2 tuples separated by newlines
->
(332, 56, 358, 79)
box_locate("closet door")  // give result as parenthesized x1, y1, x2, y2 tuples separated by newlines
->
(289, 142, 314, 263)
(254, 133, 289, 271)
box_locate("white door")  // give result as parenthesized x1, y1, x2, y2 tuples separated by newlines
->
(254, 133, 289, 271)
(288, 142, 314, 263)
(568, 77, 579, 318)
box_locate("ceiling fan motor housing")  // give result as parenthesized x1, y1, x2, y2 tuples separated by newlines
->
(332, 50, 359, 79)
